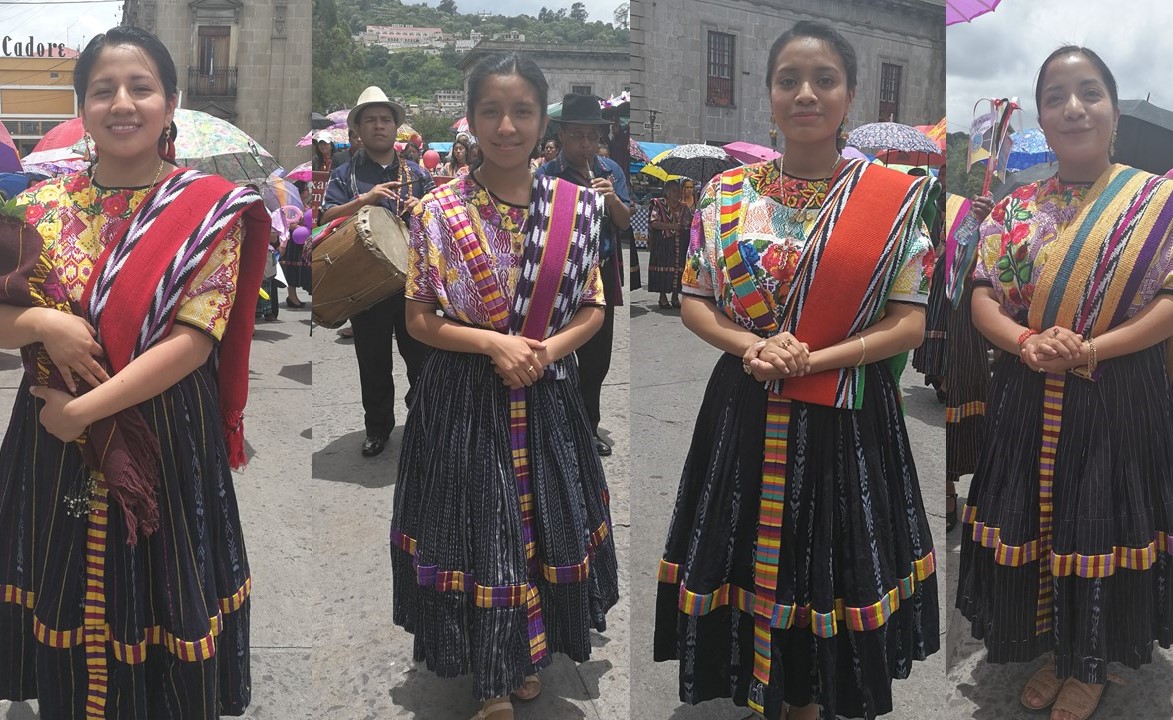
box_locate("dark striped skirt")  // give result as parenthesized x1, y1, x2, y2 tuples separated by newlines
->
(390, 349, 619, 701)
(957, 344, 1173, 684)
(0, 366, 251, 719)
(647, 229, 687, 294)
(654, 353, 939, 720)
(944, 280, 988, 480)
(279, 241, 311, 294)
(912, 252, 947, 380)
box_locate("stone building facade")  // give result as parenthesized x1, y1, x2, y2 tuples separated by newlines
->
(629, 0, 944, 146)
(122, 0, 312, 170)
(456, 40, 629, 107)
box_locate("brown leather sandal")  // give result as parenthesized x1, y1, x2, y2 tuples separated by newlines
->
(1049, 677, 1107, 720)
(471, 699, 513, 720)
(1021, 657, 1064, 711)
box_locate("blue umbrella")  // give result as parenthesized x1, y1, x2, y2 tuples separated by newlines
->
(1007, 128, 1055, 171)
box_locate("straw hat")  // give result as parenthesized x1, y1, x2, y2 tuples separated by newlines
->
(347, 86, 406, 129)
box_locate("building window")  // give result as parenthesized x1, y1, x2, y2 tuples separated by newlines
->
(707, 31, 735, 107)
(879, 62, 902, 122)
(571, 84, 593, 96)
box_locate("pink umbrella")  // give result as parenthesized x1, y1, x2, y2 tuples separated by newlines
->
(723, 141, 780, 164)
(297, 126, 349, 147)
(451, 117, 470, 134)
(326, 109, 349, 126)
(946, 0, 1001, 25)
(284, 161, 313, 182)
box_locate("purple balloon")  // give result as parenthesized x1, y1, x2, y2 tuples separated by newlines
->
(291, 225, 310, 245)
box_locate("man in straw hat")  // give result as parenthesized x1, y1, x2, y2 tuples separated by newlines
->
(322, 85, 435, 458)
(536, 92, 631, 457)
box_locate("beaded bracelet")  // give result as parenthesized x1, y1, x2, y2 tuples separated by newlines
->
(1016, 328, 1038, 348)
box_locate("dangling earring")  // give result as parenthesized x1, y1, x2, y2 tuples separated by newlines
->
(837, 120, 849, 151)
(82, 131, 95, 163)
(1109, 127, 1117, 159)
(161, 124, 175, 162)
(769, 117, 778, 148)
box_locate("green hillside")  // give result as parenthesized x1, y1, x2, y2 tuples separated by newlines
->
(313, 0, 629, 113)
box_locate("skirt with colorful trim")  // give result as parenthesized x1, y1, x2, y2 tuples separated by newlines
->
(956, 344, 1173, 684)
(0, 366, 251, 719)
(653, 353, 939, 720)
(390, 349, 619, 701)
(912, 252, 947, 380)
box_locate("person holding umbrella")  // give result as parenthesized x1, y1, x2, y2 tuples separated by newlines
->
(957, 46, 1173, 720)
(536, 92, 631, 457)
(655, 21, 940, 720)
(0, 25, 269, 716)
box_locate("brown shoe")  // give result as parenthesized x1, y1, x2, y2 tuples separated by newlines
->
(1050, 677, 1107, 720)
(1021, 657, 1063, 711)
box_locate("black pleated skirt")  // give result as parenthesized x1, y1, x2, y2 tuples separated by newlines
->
(0, 366, 251, 719)
(647, 229, 687, 294)
(912, 252, 947, 380)
(944, 281, 988, 480)
(654, 353, 939, 720)
(390, 349, 619, 700)
(957, 344, 1173, 684)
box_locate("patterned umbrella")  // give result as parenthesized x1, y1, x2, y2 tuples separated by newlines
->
(297, 126, 348, 147)
(21, 117, 86, 167)
(1007, 128, 1055, 171)
(848, 122, 942, 154)
(326, 109, 349, 126)
(945, 0, 1001, 25)
(650, 144, 739, 183)
(723, 141, 780, 164)
(601, 91, 630, 109)
(629, 138, 649, 162)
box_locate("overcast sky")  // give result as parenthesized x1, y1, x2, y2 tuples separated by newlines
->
(947, 0, 1173, 134)
(0, 1, 121, 53)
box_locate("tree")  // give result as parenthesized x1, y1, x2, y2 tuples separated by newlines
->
(570, 2, 588, 22)
(438, 0, 458, 13)
(613, 2, 628, 30)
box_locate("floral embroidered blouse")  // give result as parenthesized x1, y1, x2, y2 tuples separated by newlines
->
(17, 172, 242, 341)
(406, 175, 604, 328)
(682, 160, 933, 330)
(973, 175, 1173, 321)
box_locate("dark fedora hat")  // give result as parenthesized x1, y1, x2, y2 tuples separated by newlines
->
(559, 93, 611, 125)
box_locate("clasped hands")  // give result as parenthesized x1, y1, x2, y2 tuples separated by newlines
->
(487, 334, 549, 390)
(742, 331, 811, 382)
(1019, 325, 1087, 373)
(28, 310, 109, 442)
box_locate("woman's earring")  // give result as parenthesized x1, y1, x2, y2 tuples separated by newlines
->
(837, 120, 849, 150)
(82, 132, 94, 163)
(769, 117, 778, 147)
(1110, 127, 1117, 158)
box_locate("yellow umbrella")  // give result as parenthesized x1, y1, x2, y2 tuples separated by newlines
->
(639, 163, 682, 182)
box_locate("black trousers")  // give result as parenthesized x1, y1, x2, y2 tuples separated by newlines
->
(575, 255, 618, 434)
(349, 293, 428, 438)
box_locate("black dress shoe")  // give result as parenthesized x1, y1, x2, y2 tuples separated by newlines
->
(594, 435, 612, 457)
(361, 435, 388, 457)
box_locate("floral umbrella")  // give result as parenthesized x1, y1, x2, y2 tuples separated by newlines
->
(284, 161, 313, 182)
(326, 109, 349, 126)
(649, 144, 739, 184)
(946, 0, 1001, 25)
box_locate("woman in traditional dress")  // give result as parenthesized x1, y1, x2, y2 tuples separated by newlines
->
(0, 26, 268, 718)
(646, 179, 691, 308)
(441, 135, 472, 177)
(654, 21, 939, 720)
(389, 52, 619, 720)
(956, 46, 1173, 720)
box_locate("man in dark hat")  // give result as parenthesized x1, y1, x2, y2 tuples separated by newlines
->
(536, 93, 631, 457)
(322, 86, 435, 458)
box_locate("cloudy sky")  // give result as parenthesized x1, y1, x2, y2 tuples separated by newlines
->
(0, 1, 121, 54)
(947, 0, 1173, 134)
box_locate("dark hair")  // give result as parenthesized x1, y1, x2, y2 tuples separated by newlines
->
(465, 52, 549, 121)
(75, 26, 179, 155)
(765, 20, 858, 93)
(543, 137, 560, 151)
(1034, 45, 1119, 113)
(448, 136, 470, 166)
